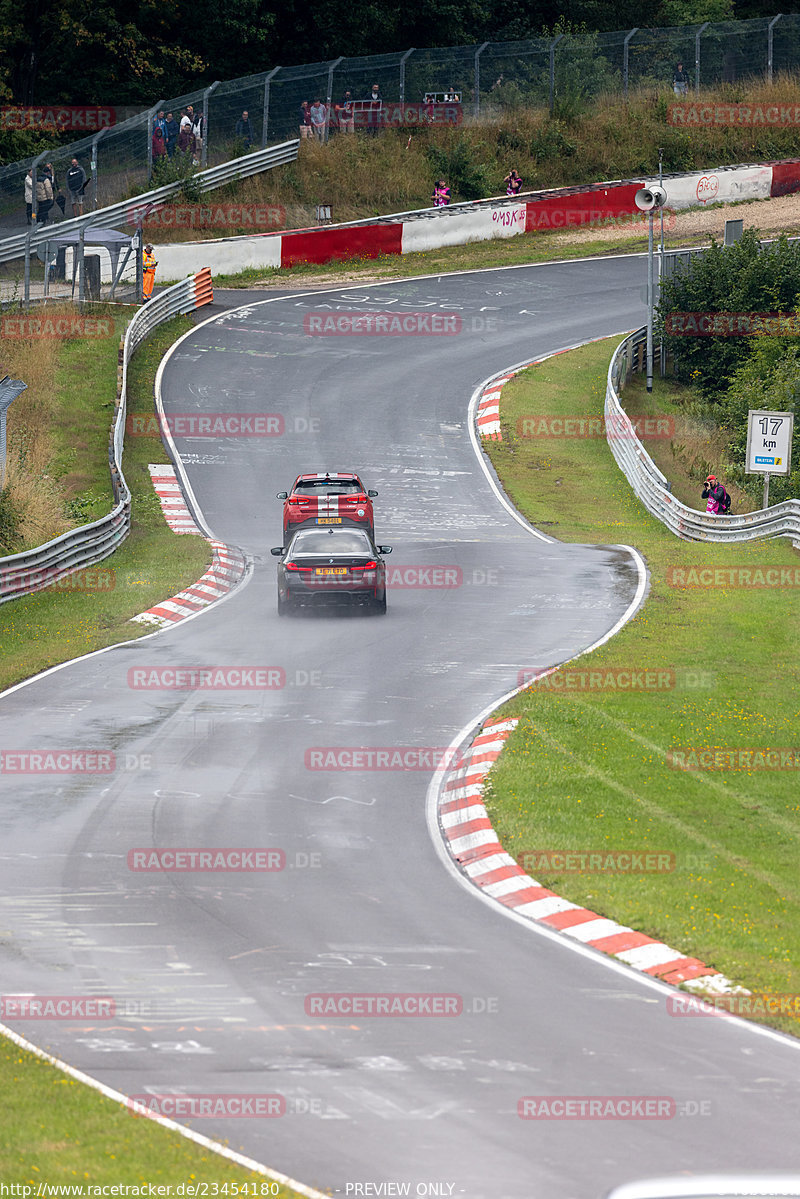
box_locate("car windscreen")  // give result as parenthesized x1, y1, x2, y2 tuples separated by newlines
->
(294, 480, 361, 495)
(289, 530, 373, 555)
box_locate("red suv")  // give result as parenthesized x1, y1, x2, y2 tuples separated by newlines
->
(277, 472, 378, 540)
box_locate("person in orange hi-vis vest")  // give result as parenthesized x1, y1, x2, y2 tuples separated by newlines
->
(142, 243, 158, 301)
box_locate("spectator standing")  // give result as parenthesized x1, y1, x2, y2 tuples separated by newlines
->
(338, 91, 355, 133)
(24, 170, 33, 225)
(155, 110, 167, 137)
(235, 110, 254, 148)
(180, 106, 194, 133)
(364, 82, 382, 135)
(66, 158, 87, 216)
(673, 63, 690, 96)
(35, 172, 54, 225)
(432, 179, 450, 207)
(152, 126, 167, 163)
(164, 111, 179, 156)
(177, 123, 193, 155)
(299, 101, 313, 138)
(192, 109, 204, 164)
(151, 125, 167, 161)
(504, 168, 522, 195)
(309, 98, 327, 142)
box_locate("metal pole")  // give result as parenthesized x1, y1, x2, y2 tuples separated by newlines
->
(23, 229, 32, 309)
(550, 34, 564, 114)
(90, 127, 107, 211)
(146, 98, 165, 184)
(763, 474, 770, 508)
(202, 81, 220, 169)
(474, 41, 489, 119)
(623, 28, 638, 99)
(768, 14, 782, 84)
(647, 210, 654, 393)
(399, 48, 414, 105)
(261, 67, 281, 148)
(695, 22, 709, 93)
(325, 57, 343, 143)
(135, 223, 143, 304)
(78, 225, 85, 305)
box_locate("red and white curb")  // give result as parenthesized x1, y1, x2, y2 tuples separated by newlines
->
(131, 464, 246, 628)
(476, 372, 517, 440)
(439, 716, 745, 997)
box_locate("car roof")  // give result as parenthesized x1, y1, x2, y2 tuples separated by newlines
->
(604, 1176, 800, 1199)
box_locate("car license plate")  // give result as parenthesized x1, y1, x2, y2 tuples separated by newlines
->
(316, 516, 342, 525)
(315, 567, 347, 576)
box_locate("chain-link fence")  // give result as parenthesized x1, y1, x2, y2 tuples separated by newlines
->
(3, 13, 800, 236)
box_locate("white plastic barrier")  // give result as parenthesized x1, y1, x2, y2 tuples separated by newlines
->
(65, 232, 283, 285)
(642, 164, 772, 210)
(401, 203, 526, 252)
(156, 234, 282, 282)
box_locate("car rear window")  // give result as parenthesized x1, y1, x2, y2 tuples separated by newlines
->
(290, 530, 372, 554)
(294, 480, 361, 495)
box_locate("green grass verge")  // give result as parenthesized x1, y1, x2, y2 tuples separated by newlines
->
(482, 339, 800, 1034)
(0, 316, 212, 692)
(0, 1037, 316, 1194)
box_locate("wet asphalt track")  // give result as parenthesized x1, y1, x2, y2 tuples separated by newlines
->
(2, 257, 799, 1198)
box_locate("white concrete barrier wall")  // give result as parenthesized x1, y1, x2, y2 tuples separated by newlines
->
(157, 234, 282, 283)
(66, 234, 283, 284)
(401, 203, 526, 252)
(643, 165, 773, 210)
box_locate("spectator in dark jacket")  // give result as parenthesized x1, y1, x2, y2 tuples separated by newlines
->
(66, 158, 87, 216)
(164, 112, 179, 156)
(235, 110, 254, 148)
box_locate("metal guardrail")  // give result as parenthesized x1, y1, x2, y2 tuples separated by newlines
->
(605, 326, 800, 544)
(0, 140, 299, 269)
(0, 271, 213, 604)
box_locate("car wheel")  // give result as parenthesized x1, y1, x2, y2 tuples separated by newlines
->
(374, 594, 387, 614)
(278, 592, 292, 616)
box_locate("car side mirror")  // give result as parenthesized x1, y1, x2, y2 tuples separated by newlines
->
(276, 491, 288, 500)
(270, 547, 284, 556)
(378, 545, 392, 554)
(368, 490, 378, 497)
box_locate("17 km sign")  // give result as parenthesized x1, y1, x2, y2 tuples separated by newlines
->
(746, 409, 794, 475)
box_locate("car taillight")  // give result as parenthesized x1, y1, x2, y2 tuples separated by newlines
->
(295, 498, 311, 506)
(351, 561, 377, 571)
(285, 562, 312, 572)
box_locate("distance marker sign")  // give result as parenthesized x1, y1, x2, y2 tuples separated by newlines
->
(746, 409, 794, 475)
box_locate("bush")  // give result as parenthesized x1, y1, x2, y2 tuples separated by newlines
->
(658, 229, 800, 396)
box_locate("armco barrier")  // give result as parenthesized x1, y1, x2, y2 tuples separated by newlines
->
(606, 327, 800, 544)
(153, 158, 800, 282)
(0, 270, 214, 604)
(0, 140, 299, 271)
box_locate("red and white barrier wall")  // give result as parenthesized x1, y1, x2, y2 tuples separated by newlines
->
(155, 158, 800, 282)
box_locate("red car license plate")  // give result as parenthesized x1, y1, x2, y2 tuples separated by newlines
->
(316, 516, 342, 525)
